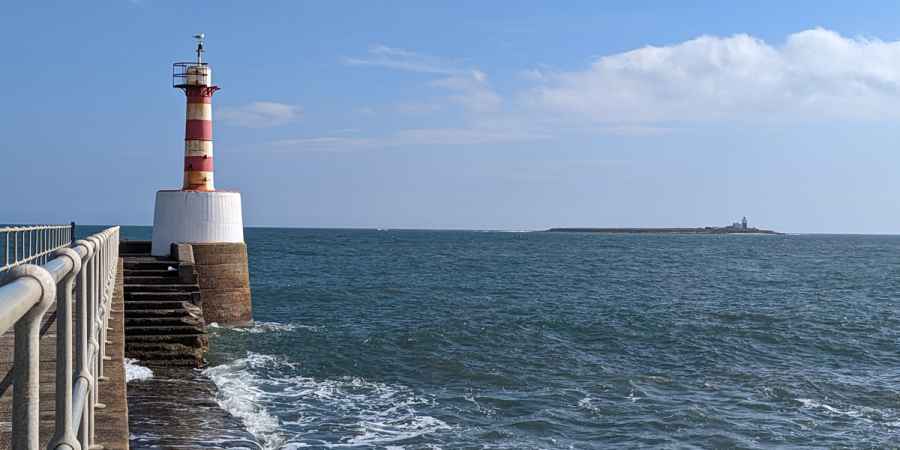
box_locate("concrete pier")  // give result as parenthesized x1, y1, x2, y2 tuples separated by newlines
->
(0, 259, 130, 449)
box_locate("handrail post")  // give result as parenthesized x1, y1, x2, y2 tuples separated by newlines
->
(85, 236, 101, 445)
(48, 248, 82, 450)
(6, 264, 56, 450)
(97, 236, 107, 382)
(72, 239, 94, 449)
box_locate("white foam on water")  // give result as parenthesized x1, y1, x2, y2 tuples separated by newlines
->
(204, 354, 286, 449)
(796, 398, 863, 418)
(463, 391, 496, 416)
(124, 358, 153, 382)
(342, 414, 450, 447)
(577, 397, 599, 413)
(229, 321, 322, 334)
(203, 352, 449, 449)
(626, 388, 641, 403)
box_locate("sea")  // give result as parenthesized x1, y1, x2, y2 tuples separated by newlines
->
(83, 226, 900, 449)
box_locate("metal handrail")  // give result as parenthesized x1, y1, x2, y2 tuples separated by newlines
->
(0, 225, 119, 450)
(0, 224, 74, 273)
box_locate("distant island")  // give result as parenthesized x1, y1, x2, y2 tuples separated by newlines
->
(547, 217, 780, 235)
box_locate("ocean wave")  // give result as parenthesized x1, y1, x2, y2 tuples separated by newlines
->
(217, 321, 322, 334)
(796, 398, 864, 419)
(124, 358, 153, 382)
(204, 354, 285, 449)
(203, 352, 449, 449)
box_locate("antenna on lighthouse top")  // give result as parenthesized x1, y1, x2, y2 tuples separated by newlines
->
(194, 33, 205, 63)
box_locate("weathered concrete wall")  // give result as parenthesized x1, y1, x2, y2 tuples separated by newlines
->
(189, 242, 252, 326)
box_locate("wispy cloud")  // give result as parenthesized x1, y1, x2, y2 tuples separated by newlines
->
(219, 101, 302, 128)
(391, 101, 444, 114)
(352, 102, 443, 116)
(430, 70, 502, 113)
(392, 127, 548, 145)
(343, 45, 466, 74)
(346, 45, 502, 115)
(271, 136, 373, 151)
(271, 126, 548, 152)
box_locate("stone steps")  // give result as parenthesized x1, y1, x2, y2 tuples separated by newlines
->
(124, 284, 201, 292)
(124, 269, 178, 276)
(123, 260, 180, 271)
(126, 308, 196, 318)
(122, 349, 204, 367)
(122, 250, 208, 368)
(125, 324, 206, 335)
(125, 290, 198, 301)
(125, 275, 181, 285)
(125, 301, 199, 312)
(126, 350, 203, 368)
(125, 331, 207, 343)
(125, 316, 203, 327)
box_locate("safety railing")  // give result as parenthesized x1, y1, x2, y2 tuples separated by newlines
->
(1, 224, 74, 272)
(0, 225, 119, 450)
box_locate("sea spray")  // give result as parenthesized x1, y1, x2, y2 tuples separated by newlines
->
(124, 358, 153, 382)
(203, 354, 285, 449)
(208, 320, 320, 334)
(202, 352, 449, 448)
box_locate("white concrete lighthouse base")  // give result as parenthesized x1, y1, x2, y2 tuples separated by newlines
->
(151, 190, 245, 256)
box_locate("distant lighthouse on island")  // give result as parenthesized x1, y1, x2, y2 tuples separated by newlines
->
(150, 34, 253, 325)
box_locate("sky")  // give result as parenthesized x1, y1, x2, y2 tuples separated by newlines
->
(6, 1, 900, 233)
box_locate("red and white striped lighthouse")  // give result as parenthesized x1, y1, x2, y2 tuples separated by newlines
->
(177, 34, 218, 191)
(151, 34, 245, 257)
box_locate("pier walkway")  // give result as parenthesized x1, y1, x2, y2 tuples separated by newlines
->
(0, 226, 128, 450)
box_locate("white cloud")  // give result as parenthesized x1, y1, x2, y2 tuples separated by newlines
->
(519, 69, 547, 81)
(346, 45, 503, 115)
(354, 102, 443, 116)
(219, 101, 302, 128)
(271, 136, 373, 151)
(430, 70, 502, 113)
(343, 45, 465, 74)
(271, 127, 547, 151)
(391, 127, 547, 145)
(391, 101, 444, 114)
(283, 28, 900, 153)
(523, 28, 900, 123)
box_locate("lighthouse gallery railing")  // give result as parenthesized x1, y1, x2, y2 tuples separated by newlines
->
(0, 225, 119, 450)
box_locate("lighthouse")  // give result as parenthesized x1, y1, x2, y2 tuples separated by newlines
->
(150, 35, 253, 325)
(179, 34, 217, 191)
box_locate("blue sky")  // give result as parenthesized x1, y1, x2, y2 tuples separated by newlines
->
(5, 1, 900, 232)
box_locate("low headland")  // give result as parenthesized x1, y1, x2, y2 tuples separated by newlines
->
(547, 226, 780, 235)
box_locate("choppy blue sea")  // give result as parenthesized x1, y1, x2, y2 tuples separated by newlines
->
(95, 227, 900, 449)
